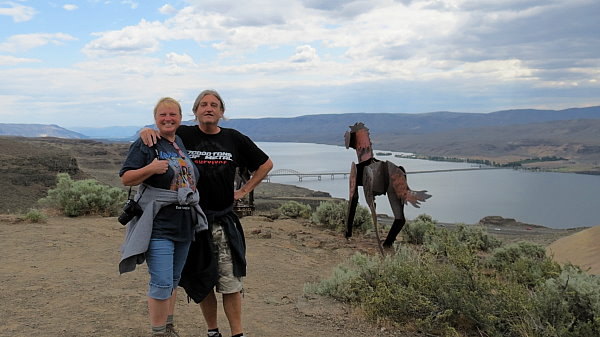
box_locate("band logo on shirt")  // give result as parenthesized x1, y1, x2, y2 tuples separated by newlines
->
(187, 150, 232, 164)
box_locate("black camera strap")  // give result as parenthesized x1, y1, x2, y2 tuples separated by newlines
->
(127, 185, 148, 201)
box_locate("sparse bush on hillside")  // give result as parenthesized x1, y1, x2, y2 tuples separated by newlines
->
(40, 173, 126, 217)
(306, 215, 600, 337)
(402, 214, 437, 244)
(533, 265, 600, 336)
(21, 208, 47, 223)
(307, 247, 534, 336)
(454, 223, 502, 252)
(487, 241, 561, 288)
(278, 200, 312, 219)
(311, 200, 372, 234)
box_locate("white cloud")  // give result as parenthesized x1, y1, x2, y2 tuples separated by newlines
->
(0, 1, 37, 22)
(0, 55, 41, 66)
(82, 20, 165, 57)
(0, 0, 599, 126)
(290, 45, 319, 63)
(0, 33, 77, 53)
(63, 4, 78, 11)
(159, 4, 177, 15)
(165, 52, 196, 67)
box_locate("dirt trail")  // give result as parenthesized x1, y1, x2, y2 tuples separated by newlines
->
(0, 215, 407, 337)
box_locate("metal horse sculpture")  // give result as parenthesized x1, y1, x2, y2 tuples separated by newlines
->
(344, 122, 431, 255)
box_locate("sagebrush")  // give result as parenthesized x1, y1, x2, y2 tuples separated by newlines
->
(306, 215, 600, 337)
(21, 208, 47, 223)
(40, 173, 126, 217)
(311, 200, 372, 234)
(278, 200, 312, 219)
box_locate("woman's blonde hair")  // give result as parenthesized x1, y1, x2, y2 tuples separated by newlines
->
(154, 97, 182, 116)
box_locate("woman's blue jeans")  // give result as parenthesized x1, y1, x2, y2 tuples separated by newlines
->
(145, 238, 191, 300)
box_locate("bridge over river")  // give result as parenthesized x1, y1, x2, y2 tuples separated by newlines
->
(265, 167, 500, 182)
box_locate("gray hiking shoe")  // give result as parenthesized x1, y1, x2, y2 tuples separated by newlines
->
(165, 323, 180, 337)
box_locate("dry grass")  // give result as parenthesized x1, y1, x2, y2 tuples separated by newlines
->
(547, 225, 600, 275)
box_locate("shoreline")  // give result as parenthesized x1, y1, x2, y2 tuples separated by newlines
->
(253, 182, 590, 246)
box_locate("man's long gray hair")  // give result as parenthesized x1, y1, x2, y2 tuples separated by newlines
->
(192, 89, 225, 114)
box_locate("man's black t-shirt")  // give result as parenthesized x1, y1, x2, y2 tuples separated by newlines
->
(176, 125, 269, 212)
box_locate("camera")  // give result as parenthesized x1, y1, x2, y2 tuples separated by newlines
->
(118, 199, 143, 225)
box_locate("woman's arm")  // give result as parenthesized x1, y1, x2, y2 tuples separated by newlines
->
(121, 158, 169, 186)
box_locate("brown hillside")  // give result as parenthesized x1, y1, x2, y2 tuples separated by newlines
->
(376, 119, 600, 173)
(0, 136, 130, 213)
(547, 225, 600, 275)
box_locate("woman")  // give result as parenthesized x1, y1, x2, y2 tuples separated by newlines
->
(119, 97, 208, 337)
(141, 90, 273, 337)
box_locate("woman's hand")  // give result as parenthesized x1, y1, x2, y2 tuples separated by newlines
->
(140, 128, 161, 146)
(147, 158, 169, 175)
(121, 158, 169, 186)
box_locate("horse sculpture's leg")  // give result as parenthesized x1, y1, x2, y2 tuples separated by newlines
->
(363, 165, 385, 255)
(382, 161, 431, 247)
(345, 162, 359, 238)
(383, 183, 406, 248)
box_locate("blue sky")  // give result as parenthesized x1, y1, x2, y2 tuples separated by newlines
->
(1, 0, 599, 127)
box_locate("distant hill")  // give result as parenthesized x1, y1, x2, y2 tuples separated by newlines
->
(219, 106, 600, 144)
(3, 106, 599, 142)
(374, 119, 600, 171)
(0, 123, 87, 138)
(2, 106, 599, 174)
(68, 126, 141, 140)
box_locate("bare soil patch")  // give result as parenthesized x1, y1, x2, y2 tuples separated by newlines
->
(0, 214, 413, 337)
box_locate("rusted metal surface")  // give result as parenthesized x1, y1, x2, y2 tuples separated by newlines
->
(344, 122, 432, 254)
(234, 167, 254, 217)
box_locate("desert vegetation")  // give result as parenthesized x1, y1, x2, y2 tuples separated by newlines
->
(305, 215, 600, 337)
(39, 173, 126, 217)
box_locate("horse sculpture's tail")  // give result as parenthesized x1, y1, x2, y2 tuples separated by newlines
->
(405, 189, 432, 208)
(388, 162, 431, 208)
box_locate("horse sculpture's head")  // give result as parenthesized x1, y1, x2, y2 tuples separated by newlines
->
(344, 122, 373, 163)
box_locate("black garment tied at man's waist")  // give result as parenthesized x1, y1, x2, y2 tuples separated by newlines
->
(179, 206, 246, 303)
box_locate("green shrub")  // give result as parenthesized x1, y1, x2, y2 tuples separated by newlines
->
(533, 265, 600, 336)
(304, 252, 375, 303)
(454, 223, 502, 252)
(278, 200, 311, 219)
(306, 246, 535, 336)
(21, 208, 47, 223)
(40, 173, 126, 217)
(487, 241, 561, 288)
(311, 200, 372, 233)
(423, 226, 479, 270)
(402, 214, 437, 244)
(306, 215, 599, 337)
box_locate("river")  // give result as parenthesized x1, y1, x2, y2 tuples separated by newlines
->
(257, 142, 600, 229)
